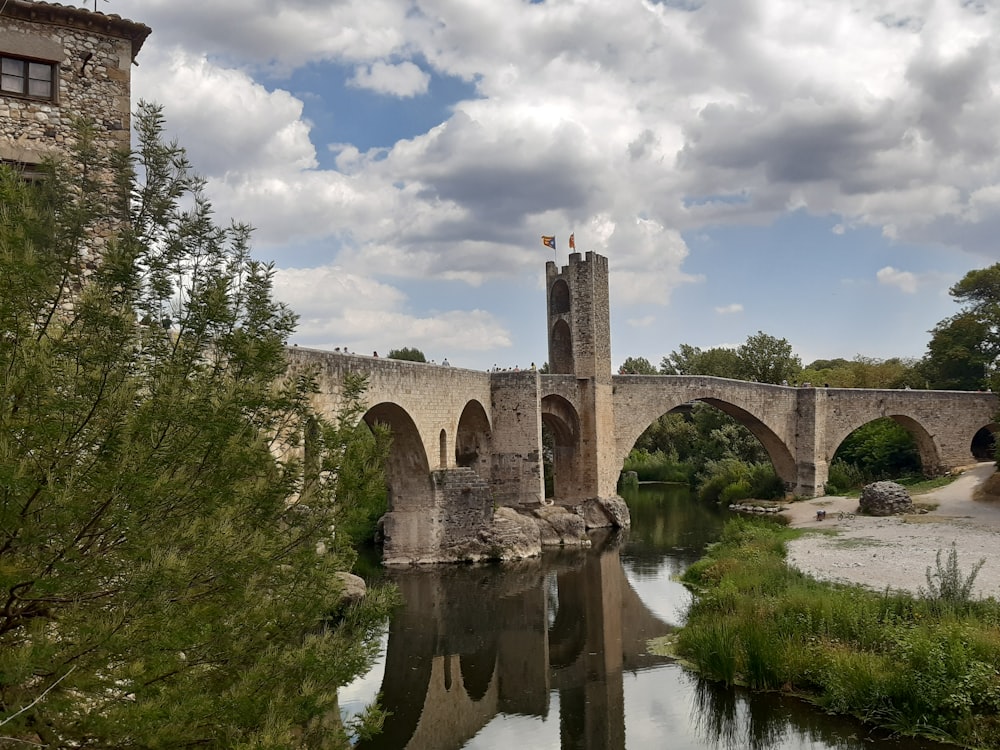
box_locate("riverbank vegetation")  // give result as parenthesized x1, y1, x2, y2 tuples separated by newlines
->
(673, 519, 1000, 748)
(0, 108, 394, 746)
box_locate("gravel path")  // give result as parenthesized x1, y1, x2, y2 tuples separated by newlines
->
(782, 463, 1000, 599)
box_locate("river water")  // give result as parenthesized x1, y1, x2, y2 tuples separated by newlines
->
(340, 484, 947, 750)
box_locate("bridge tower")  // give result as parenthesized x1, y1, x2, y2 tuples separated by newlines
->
(545, 252, 621, 504)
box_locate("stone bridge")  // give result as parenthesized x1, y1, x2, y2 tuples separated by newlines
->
(286, 254, 997, 564)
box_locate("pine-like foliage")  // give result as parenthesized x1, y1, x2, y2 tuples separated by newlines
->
(0, 104, 394, 747)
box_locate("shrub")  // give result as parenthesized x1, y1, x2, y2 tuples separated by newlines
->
(622, 448, 694, 483)
(825, 459, 868, 494)
(719, 479, 751, 504)
(919, 543, 985, 611)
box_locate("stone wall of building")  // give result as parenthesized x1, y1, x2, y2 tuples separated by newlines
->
(0, 2, 149, 167)
(1, 1, 149, 272)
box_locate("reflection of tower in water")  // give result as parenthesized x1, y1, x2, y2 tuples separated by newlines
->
(357, 531, 673, 750)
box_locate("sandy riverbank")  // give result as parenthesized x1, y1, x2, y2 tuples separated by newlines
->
(782, 462, 1000, 599)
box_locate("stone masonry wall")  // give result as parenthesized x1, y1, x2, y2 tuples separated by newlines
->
(287, 348, 494, 475)
(0, 4, 148, 166)
(1, 2, 149, 269)
(490, 370, 544, 507)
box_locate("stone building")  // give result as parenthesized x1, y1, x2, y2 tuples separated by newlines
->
(0, 0, 149, 176)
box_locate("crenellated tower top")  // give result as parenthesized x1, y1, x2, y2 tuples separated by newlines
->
(545, 251, 612, 381)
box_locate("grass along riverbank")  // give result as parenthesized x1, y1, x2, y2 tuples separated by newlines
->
(664, 517, 1000, 748)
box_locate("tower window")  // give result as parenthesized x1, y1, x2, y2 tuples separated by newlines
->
(1, 55, 55, 100)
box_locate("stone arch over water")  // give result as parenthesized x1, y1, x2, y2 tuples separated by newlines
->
(541, 394, 583, 503)
(697, 397, 797, 489)
(364, 402, 431, 513)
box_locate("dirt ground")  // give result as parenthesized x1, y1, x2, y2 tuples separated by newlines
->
(782, 462, 1000, 599)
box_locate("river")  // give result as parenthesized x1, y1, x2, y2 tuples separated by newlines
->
(340, 484, 948, 749)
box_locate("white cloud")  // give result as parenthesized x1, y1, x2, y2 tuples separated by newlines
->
(349, 61, 430, 98)
(876, 266, 919, 294)
(134, 49, 317, 177)
(715, 303, 743, 315)
(95, 0, 1000, 366)
(627, 316, 655, 328)
(273, 266, 511, 354)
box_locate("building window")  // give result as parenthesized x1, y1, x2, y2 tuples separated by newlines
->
(1, 55, 55, 100)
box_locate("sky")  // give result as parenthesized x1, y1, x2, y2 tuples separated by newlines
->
(77, 0, 1000, 370)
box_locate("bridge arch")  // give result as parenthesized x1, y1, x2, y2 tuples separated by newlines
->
(541, 394, 584, 503)
(829, 414, 942, 477)
(698, 398, 797, 489)
(972, 424, 998, 460)
(827, 413, 940, 476)
(455, 400, 492, 480)
(364, 402, 432, 513)
(613, 380, 799, 492)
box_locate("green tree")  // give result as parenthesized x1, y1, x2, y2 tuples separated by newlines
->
(619, 356, 657, 374)
(799, 355, 922, 389)
(736, 331, 801, 384)
(804, 358, 851, 371)
(0, 107, 393, 747)
(922, 313, 992, 390)
(660, 344, 744, 378)
(922, 263, 1000, 391)
(660, 331, 800, 383)
(660, 343, 703, 374)
(387, 346, 427, 362)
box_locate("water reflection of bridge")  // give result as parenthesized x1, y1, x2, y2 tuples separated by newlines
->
(356, 532, 672, 750)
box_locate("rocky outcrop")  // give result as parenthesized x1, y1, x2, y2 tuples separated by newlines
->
(577, 496, 632, 530)
(859, 481, 914, 516)
(465, 506, 542, 562)
(531, 505, 590, 546)
(334, 571, 367, 606)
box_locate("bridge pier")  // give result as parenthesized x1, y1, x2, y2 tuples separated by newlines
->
(382, 467, 494, 565)
(794, 387, 830, 496)
(489, 371, 545, 508)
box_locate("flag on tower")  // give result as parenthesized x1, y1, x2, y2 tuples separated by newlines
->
(569, 233, 575, 250)
(541, 235, 556, 250)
